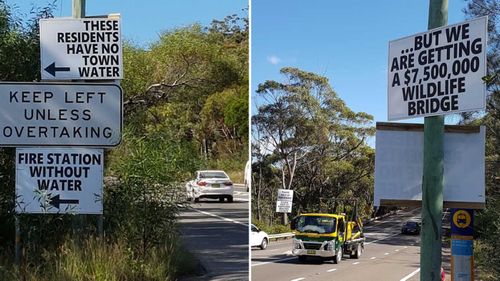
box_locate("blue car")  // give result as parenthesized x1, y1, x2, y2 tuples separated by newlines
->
(401, 221, 421, 235)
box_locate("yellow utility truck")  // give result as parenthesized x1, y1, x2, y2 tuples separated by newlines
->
(290, 209, 365, 263)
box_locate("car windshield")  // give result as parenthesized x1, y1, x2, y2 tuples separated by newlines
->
(405, 222, 418, 227)
(199, 172, 228, 179)
(297, 216, 336, 234)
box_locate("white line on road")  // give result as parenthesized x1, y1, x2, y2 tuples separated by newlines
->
(326, 268, 337, 272)
(370, 257, 376, 260)
(384, 252, 390, 255)
(352, 262, 360, 265)
(290, 278, 305, 281)
(190, 208, 248, 227)
(365, 232, 400, 245)
(251, 257, 296, 267)
(400, 268, 420, 281)
(395, 249, 400, 252)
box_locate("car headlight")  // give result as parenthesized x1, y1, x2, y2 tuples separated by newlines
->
(325, 240, 335, 251)
(293, 239, 302, 249)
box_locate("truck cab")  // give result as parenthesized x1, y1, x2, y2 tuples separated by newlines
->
(291, 213, 364, 263)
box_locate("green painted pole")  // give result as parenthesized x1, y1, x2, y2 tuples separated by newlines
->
(72, 0, 85, 18)
(421, 1, 447, 280)
(71, 0, 87, 239)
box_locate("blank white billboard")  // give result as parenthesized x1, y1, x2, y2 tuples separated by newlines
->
(374, 123, 485, 209)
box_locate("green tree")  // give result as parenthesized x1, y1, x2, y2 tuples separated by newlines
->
(252, 67, 374, 225)
(463, 1, 500, 280)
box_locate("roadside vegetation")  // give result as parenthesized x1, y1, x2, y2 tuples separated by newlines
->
(463, 1, 500, 280)
(252, 67, 375, 227)
(0, 1, 248, 280)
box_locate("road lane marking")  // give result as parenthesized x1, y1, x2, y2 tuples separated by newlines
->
(190, 208, 248, 227)
(251, 257, 296, 267)
(370, 257, 376, 260)
(352, 262, 360, 265)
(384, 252, 390, 255)
(290, 278, 305, 281)
(395, 249, 400, 252)
(400, 268, 420, 281)
(404, 246, 408, 249)
(326, 268, 337, 272)
(365, 232, 400, 245)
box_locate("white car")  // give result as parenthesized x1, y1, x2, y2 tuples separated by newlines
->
(186, 170, 234, 203)
(244, 160, 251, 192)
(250, 224, 269, 250)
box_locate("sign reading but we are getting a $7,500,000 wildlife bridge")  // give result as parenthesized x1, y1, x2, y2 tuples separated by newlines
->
(388, 16, 487, 121)
(16, 148, 103, 214)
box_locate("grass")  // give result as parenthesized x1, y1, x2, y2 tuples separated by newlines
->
(253, 219, 291, 234)
(0, 236, 199, 281)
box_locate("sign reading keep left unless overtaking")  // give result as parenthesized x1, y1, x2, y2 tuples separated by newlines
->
(40, 17, 123, 80)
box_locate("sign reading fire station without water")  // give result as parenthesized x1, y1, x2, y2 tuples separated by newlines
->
(16, 148, 103, 214)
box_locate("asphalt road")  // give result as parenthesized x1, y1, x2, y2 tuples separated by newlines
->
(179, 184, 249, 281)
(251, 208, 426, 281)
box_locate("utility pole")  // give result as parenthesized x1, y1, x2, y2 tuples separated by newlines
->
(71, 0, 88, 238)
(421, 1, 447, 280)
(73, 0, 85, 18)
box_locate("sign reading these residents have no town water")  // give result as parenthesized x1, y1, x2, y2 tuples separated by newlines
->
(40, 17, 123, 80)
(388, 16, 487, 121)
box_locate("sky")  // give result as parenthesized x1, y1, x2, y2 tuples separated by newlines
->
(6, 0, 248, 47)
(251, 0, 470, 125)
(6, 0, 473, 127)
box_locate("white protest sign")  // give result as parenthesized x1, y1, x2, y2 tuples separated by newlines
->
(16, 148, 103, 214)
(374, 123, 485, 208)
(276, 189, 294, 213)
(388, 17, 487, 120)
(40, 16, 122, 80)
(0, 82, 122, 147)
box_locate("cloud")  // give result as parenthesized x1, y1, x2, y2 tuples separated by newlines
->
(267, 55, 281, 65)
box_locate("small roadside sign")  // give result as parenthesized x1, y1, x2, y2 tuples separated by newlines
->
(15, 148, 103, 214)
(0, 82, 122, 147)
(40, 16, 123, 80)
(451, 209, 474, 237)
(388, 17, 487, 120)
(276, 189, 293, 213)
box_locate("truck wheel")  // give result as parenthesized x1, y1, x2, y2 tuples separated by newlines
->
(298, 256, 307, 263)
(227, 196, 234, 203)
(333, 247, 342, 264)
(194, 198, 200, 203)
(351, 244, 362, 259)
(260, 238, 268, 250)
(219, 197, 225, 202)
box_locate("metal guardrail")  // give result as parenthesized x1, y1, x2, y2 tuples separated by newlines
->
(268, 232, 295, 241)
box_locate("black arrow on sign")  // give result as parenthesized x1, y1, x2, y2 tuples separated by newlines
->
(44, 62, 70, 77)
(49, 194, 79, 209)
